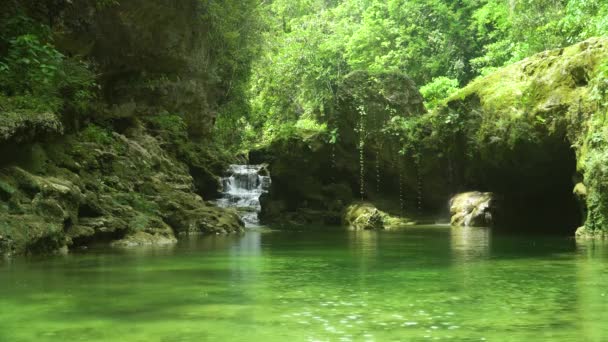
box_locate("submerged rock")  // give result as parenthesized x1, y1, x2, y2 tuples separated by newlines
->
(111, 231, 178, 248)
(450, 192, 495, 227)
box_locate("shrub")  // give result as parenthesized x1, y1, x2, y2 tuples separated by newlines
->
(420, 77, 460, 109)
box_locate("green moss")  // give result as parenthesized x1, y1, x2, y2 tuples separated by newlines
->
(0, 179, 16, 200)
(343, 202, 416, 230)
(0, 100, 63, 143)
(79, 125, 114, 145)
(145, 114, 189, 141)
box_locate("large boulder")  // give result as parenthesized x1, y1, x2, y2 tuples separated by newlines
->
(450, 192, 495, 227)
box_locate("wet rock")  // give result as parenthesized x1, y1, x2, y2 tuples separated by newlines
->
(0, 124, 243, 255)
(343, 202, 416, 230)
(450, 192, 495, 227)
(344, 203, 385, 230)
(165, 204, 243, 235)
(111, 231, 177, 248)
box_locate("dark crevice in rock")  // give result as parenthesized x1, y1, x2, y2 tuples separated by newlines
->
(78, 202, 104, 219)
(70, 228, 127, 249)
(571, 66, 589, 87)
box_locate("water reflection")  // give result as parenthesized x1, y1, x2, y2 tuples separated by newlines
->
(450, 226, 491, 262)
(347, 230, 379, 257)
(575, 238, 608, 341)
(178, 233, 242, 252)
(230, 229, 263, 257)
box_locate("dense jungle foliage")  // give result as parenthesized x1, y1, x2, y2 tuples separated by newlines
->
(2, 0, 607, 148)
(212, 0, 608, 151)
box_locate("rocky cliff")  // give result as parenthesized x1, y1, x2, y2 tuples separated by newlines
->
(0, 1, 244, 255)
(436, 38, 608, 235)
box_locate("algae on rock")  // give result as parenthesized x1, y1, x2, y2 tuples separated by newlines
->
(343, 202, 416, 231)
(392, 37, 608, 234)
(0, 124, 243, 255)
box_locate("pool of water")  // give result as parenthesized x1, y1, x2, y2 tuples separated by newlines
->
(1, 226, 607, 341)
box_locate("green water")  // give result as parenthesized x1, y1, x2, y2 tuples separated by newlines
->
(1, 226, 607, 342)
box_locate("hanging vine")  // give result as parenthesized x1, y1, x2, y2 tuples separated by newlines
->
(415, 155, 423, 215)
(398, 153, 404, 215)
(375, 142, 382, 194)
(357, 104, 367, 200)
(328, 127, 339, 182)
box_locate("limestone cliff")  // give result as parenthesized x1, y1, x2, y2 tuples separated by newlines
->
(431, 37, 608, 234)
(0, 1, 245, 255)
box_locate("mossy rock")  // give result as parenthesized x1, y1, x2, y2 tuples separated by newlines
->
(111, 231, 177, 248)
(0, 111, 63, 144)
(343, 202, 416, 230)
(0, 121, 244, 255)
(414, 37, 608, 234)
(450, 192, 495, 227)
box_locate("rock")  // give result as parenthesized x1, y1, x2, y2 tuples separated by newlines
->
(344, 203, 385, 230)
(111, 231, 177, 248)
(165, 205, 244, 235)
(0, 123, 243, 255)
(0, 111, 63, 144)
(430, 38, 608, 234)
(575, 226, 608, 239)
(450, 192, 495, 227)
(573, 182, 587, 200)
(0, 234, 14, 256)
(343, 202, 416, 230)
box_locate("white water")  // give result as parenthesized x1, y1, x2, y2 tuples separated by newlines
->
(215, 164, 271, 227)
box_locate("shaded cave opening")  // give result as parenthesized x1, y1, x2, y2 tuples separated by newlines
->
(475, 137, 582, 235)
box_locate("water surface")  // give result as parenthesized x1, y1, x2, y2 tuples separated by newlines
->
(1, 226, 607, 341)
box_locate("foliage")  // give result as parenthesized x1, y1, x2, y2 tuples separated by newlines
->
(0, 11, 97, 121)
(230, 0, 608, 153)
(470, 0, 608, 74)
(420, 77, 459, 109)
(145, 113, 189, 142)
(79, 125, 114, 145)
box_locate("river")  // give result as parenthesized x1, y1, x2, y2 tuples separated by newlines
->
(1, 226, 607, 341)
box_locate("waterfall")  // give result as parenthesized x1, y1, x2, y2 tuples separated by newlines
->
(215, 164, 271, 227)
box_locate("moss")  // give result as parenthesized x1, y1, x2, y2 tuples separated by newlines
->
(343, 202, 416, 230)
(0, 120, 245, 255)
(0, 107, 63, 144)
(111, 231, 177, 247)
(0, 179, 16, 201)
(79, 125, 115, 145)
(412, 37, 608, 235)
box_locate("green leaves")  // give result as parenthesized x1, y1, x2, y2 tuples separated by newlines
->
(420, 77, 459, 110)
(328, 128, 339, 144)
(0, 11, 97, 118)
(1, 34, 63, 91)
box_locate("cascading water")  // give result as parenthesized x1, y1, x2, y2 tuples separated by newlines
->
(215, 165, 271, 227)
